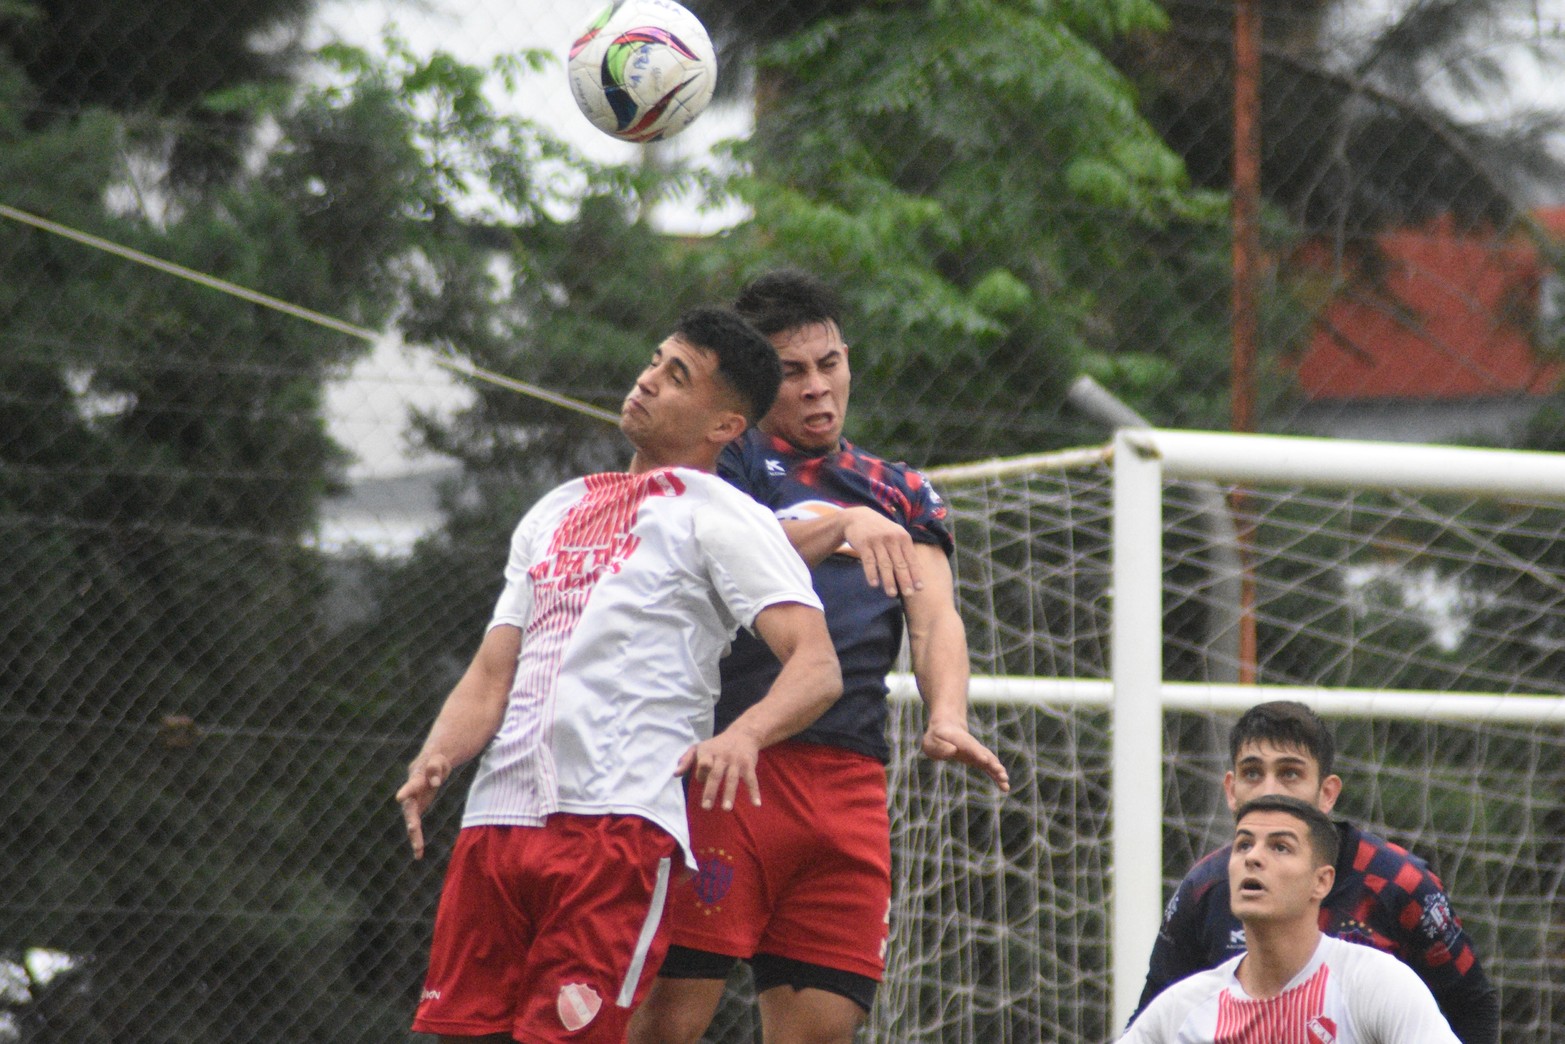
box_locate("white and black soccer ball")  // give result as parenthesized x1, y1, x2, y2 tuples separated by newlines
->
(566, 0, 717, 144)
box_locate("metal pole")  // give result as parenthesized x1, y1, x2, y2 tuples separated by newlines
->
(1068, 377, 1242, 682)
(1232, 0, 1263, 683)
(1110, 430, 1166, 1030)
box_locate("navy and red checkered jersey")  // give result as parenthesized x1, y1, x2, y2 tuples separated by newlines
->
(712, 427, 953, 762)
(1133, 819, 1498, 1043)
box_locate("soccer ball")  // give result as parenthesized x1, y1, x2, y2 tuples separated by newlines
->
(566, 0, 717, 144)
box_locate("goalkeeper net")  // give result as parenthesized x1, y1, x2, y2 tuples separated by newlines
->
(763, 432, 1565, 1044)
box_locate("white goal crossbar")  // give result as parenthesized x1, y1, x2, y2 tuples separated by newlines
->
(892, 427, 1565, 1032)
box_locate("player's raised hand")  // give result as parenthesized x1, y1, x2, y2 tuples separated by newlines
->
(676, 730, 762, 811)
(396, 752, 452, 859)
(841, 506, 921, 597)
(921, 720, 1010, 792)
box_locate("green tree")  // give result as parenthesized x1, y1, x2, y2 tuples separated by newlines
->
(1, 0, 316, 184)
(1111, 0, 1564, 239)
(0, 23, 600, 1038)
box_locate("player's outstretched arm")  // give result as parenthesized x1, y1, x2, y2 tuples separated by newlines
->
(395, 624, 519, 859)
(678, 601, 841, 812)
(904, 543, 1009, 791)
(780, 506, 922, 597)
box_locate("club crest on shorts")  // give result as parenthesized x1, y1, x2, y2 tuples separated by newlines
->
(556, 982, 602, 1031)
(693, 846, 735, 906)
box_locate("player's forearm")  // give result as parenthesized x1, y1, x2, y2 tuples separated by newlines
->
(416, 695, 504, 769)
(909, 604, 971, 725)
(779, 514, 851, 566)
(414, 626, 516, 768)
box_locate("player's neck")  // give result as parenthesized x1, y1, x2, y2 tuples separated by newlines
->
(627, 447, 718, 475)
(1234, 924, 1323, 999)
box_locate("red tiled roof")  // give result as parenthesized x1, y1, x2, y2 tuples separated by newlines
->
(1290, 209, 1565, 401)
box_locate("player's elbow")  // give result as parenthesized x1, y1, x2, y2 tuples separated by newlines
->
(802, 641, 844, 724)
(818, 653, 844, 708)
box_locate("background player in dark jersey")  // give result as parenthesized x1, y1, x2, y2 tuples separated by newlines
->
(627, 270, 1010, 1044)
(1132, 700, 1498, 1042)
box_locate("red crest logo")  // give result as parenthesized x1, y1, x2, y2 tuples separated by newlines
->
(556, 982, 602, 1031)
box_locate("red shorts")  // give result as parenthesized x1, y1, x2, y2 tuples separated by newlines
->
(413, 815, 678, 1043)
(665, 741, 891, 980)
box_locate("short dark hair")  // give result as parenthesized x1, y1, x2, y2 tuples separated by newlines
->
(733, 268, 844, 338)
(672, 307, 781, 422)
(1229, 700, 1335, 779)
(1234, 794, 1340, 868)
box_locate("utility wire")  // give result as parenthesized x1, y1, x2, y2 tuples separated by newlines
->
(0, 201, 620, 425)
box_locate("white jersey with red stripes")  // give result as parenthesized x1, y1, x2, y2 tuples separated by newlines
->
(1121, 933, 1460, 1044)
(460, 466, 821, 867)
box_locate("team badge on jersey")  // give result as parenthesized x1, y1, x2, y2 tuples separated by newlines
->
(1306, 1015, 1338, 1044)
(556, 982, 602, 1031)
(1419, 892, 1459, 944)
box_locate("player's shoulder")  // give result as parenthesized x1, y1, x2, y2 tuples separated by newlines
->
(1337, 820, 1442, 890)
(515, 476, 591, 527)
(1127, 960, 1234, 1037)
(1321, 935, 1438, 999)
(1181, 843, 1234, 890)
(839, 437, 929, 484)
(673, 467, 777, 517)
(1157, 845, 1232, 935)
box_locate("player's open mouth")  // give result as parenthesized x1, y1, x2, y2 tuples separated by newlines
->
(1237, 876, 1265, 895)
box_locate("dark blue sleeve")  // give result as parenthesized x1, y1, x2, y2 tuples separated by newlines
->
(1362, 844, 1497, 1044)
(902, 468, 954, 555)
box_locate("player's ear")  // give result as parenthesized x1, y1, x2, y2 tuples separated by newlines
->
(1223, 770, 1239, 813)
(707, 407, 746, 446)
(1312, 863, 1334, 902)
(1316, 773, 1342, 814)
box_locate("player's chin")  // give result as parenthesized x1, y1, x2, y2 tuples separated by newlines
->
(1230, 893, 1270, 917)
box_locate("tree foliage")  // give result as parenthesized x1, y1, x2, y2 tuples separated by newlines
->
(1111, 0, 1565, 238)
(0, 19, 582, 1039)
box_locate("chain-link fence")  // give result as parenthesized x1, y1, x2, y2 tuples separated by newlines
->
(5, 0, 1565, 1041)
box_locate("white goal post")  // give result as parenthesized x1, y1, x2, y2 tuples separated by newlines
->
(1108, 428, 1565, 1025)
(880, 427, 1565, 1037)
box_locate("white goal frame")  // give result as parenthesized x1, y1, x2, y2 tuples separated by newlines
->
(891, 426, 1565, 1032)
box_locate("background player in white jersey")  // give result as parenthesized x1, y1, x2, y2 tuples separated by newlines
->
(395, 307, 843, 1044)
(1122, 795, 1460, 1044)
(1134, 701, 1496, 1041)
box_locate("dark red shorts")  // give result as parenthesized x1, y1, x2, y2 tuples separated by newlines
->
(664, 741, 891, 980)
(413, 815, 678, 1043)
